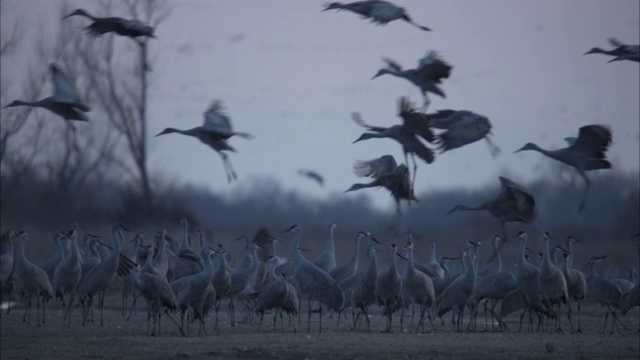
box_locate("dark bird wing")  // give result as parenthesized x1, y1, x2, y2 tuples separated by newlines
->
(298, 169, 324, 186)
(353, 155, 397, 179)
(416, 51, 453, 83)
(497, 176, 536, 222)
(398, 96, 436, 143)
(434, 111, 492, 152)
(382, 57, 403, 72)
(570, 125, 612, 159)
(351, 112, 387, 132)
(203, 100, 234, 137)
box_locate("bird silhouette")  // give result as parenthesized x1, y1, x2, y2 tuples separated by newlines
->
(155, 100, 253, 183)
(323, 1, 431, 31)
(584, 38, 639, 62)
(515, 124, 612, 212)
(345, 154, 417, 215)
(297, 169, 325, 186)
(447, 176, 536, 242)
(4, 64, 90, 151)
(63, 8, 155, 38)
(352, 97, 436, 186)
(372, 51, 452, 109)
(427, 109, 500, 156)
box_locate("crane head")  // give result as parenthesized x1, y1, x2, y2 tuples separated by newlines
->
(281, 225, 299, 233)
(62, 9, 90, 20)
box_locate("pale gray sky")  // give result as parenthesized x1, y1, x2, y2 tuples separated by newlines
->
(6, 0, 640, 211)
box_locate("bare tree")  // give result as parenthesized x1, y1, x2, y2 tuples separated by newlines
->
(72, 0, 170, 204)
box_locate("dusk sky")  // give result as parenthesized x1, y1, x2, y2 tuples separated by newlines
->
(4, 0, 639, 211)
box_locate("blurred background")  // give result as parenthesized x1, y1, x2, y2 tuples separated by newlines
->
(1, 0, 638, 276)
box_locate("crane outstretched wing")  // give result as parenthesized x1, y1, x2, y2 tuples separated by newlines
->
(350, 112, 387, 132)
(382, 57, 403, 72)
(398, 96, 435, 143)
(353, 155, 398, 179)
(203, 100, 234, 136)
(50, 64, 90, 111)
(417, 51, 452, 83)
(571, 124, 612, 159)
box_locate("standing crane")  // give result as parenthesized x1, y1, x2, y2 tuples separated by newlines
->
(39, 231, 68, 284)
(155, 100, 253, 183)
(63, 9, 155, 38)
(584, 38, 639, 62)
(436, 248, 477, 332)
(313, 222, 338, 274)
(537, 232, 568, 333)
(4, 64, 90, 151)
(52, 229, 82, 328)
(14, 231, 53, 326)
(377, 243, 403, 332)
(372, 51, 452, 109)
(350, 237, 380, 332)
(330, 231, 367, 283)
(345, 154, 417, 215)
(283, 225, 344, 333)
(515, 124, 612, 212)
(585, 256, 624, 334)
(322, 1, 431, 31)
(427, 109, 501, 156)
(255, 273, 296, 332)
(170, 247, 217, 336)
(561, 236, 587, 333)
(77, 223, 131, 326)
(1, 229, 16, 300)
(401, 240, 436, 333)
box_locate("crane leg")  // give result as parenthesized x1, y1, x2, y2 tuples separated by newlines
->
(576, 299, 582, 333)
(220, 153, 237, 182)
(484, 136, 501, 157)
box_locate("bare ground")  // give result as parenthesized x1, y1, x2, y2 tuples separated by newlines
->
(1, 294, 639, 360)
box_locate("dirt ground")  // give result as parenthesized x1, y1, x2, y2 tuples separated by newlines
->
(1, 294, 639, 360)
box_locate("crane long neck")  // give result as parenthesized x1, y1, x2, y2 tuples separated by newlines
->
(349, 233, 362, 264)
(518, 236, 528, 265)
(390, 248, 398, 274)
(465, 250, 476, 280)
(542, 237, 551, 270)
(108, 227, 123, 262)
(180, 221, 190, 251)
(326, 225, 335, 255)
(429, 242, 437, 263)
(69, 234, 79, 262)
(366, 245, 377, 275)
(565, 239, 574, 268)
(291, 228, 303, 264)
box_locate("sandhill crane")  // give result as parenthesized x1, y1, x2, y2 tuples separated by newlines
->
(515, 124, 612, 212)
(537, 233, 568, 333)
(475, 267, 518, 332)
(297, 169, 325, 186)
(349, 237, 380, 331)
(255, 272, 297, 332)
(586, 256, 624, 334)
(77, 223, 130, 326)
(313, 222, 338, 273)
(476, 235, 505, 278)
(170, 247, 216, 336)
(515, 231, 549, 332)
(448, 177, 537, 242)
(284, 225, 344, 333)
(52, 229, 82, 328)
(619, 266, 639, 315)
(14, 231, 53, 326)
(225, 243, 259, 326)
(63, 9, 155, 38)
(432, 257, 456, 301)
(152, 230, 170, 279)
(372, 51, 452, 109)
(173, 219, 203, 281)
(1, 229, 15, 295)
(351, 96, 437, 182)
(345, 154, 417, 215)
(584, 38, 639, 62)
(423, 241, 444, 278)
(401, 241, 436, 333)
(155, 100, 253, 183)
(330, 231, 367, 283)
(122, 232, 145, 316)
(134, 249, 181, 337)
(210, 245, 231, 330)
(560, 249, 587, 333)
(436, 248, 477, 332)
(250, 228, 280, 291)
(323, 1, 431, 31)
(427, 109, 501, 156)
(4, 64, 89, 151)
(377, 243, 403, 332)
(613, 268, 634, 295)
(40, 231, 68, 285)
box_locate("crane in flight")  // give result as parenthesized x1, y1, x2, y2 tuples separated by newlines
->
(63, 9, 155, 39)
(515, 124, 612, 212)
(447, 176, 536, 241)
(372, 51, 452, 109)
(584, 38, 639, 63)
(4, 64, 90, 151)
(352, 96, 436, 187)
(345, 154, 417, 215)
(155, 100, 253, 183)
(427, 109, 501, 157)
(322, 1, 431, 32)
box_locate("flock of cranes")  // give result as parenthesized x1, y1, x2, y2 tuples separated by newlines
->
(2, 220, 638, 337)
(0, 0, 638, 341)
